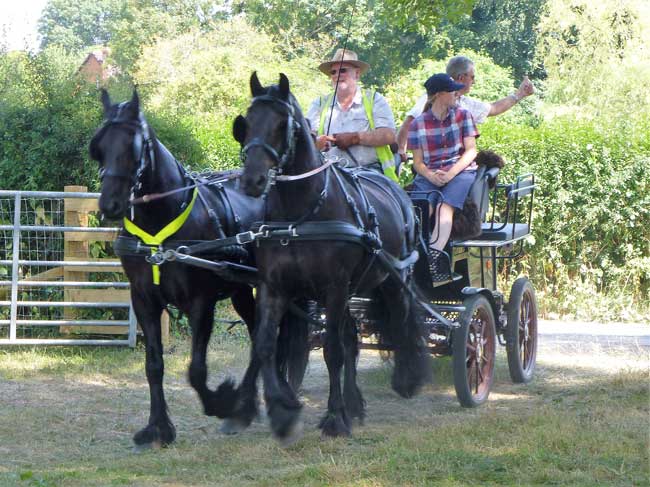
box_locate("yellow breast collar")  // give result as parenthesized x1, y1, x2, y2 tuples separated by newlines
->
(123, 187, 198, 285)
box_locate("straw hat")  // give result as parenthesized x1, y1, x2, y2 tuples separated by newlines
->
(318, 49, 370, 75)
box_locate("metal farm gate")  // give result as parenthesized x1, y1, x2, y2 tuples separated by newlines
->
(0, 186, 137, 347)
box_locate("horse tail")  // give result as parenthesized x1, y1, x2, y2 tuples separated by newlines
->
(372, 272, 433, 399)
(276, 303, 311, 393)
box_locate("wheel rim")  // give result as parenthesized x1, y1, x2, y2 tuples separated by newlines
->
(518, 289, 537, 374)
(465, 305, 495, 400)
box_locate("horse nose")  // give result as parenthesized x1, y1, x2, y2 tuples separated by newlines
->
(242, 173, 267, 197)
(99, 199, 124, 219)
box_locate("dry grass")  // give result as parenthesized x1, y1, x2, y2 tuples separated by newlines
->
(0, 331, 648, 486)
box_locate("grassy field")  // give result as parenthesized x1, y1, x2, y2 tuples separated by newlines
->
(0, 329, 648, 487)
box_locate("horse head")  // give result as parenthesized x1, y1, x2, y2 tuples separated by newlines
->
(90, 89, 151, 219)
(235, 72, 305, 197)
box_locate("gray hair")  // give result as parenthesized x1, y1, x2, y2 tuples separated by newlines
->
(446, 56, 474, 80)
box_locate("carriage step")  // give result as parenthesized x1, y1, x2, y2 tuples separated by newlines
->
(432, 272, 463, 287)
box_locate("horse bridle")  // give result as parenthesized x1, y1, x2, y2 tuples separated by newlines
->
(240, 95, 301, 186)
(97, 102, 156, 194)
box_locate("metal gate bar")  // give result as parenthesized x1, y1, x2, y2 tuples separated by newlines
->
(0, 189, 136, 347)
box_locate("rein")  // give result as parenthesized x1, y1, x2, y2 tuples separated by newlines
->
(130, 171, 241, 205)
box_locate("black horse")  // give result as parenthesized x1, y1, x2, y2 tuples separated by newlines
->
(232, 73, 431, 441)
(90, 89, 307, 448)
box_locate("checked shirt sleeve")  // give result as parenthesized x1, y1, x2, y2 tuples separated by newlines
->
(406, 117, 422, 151)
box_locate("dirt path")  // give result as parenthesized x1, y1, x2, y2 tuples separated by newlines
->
(246, 319, 649, 433)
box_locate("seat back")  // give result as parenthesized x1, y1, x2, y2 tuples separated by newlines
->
(466, 166, 500, 221)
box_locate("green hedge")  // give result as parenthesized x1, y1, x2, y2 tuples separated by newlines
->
(480, 116, 650, 320)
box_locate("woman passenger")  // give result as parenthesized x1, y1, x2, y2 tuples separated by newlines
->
(407, 73, 479, 276)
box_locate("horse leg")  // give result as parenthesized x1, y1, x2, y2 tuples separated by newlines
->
(217, 287, 261, 434)
(187, 297, 238, 419)
(380, 279, 432, 398)
(319, 286, 352, 437)
(342, 311, 365, 423)
(255, 284, 302, 443)
(132, 296, 176, 449)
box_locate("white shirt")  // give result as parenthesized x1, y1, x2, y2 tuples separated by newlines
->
(306, 87, 395, 166)
(406, 94, 491, 124)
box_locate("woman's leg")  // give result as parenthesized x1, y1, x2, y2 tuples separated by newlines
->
(429, 202, 454, 251)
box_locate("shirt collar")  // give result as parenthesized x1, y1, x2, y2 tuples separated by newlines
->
(335, 87, 362, 108)
(427, 105, 456, 122)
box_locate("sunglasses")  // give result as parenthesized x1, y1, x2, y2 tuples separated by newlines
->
(330, 67, 349, 75)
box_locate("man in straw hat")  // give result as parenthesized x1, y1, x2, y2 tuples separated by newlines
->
(306, 48, 399, 181)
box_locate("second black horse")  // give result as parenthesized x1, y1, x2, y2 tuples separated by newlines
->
(232, 73, 432, 442)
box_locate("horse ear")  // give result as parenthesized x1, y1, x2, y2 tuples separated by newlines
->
(250, 72, 265, 97)
(233, 115, 247, 145)
(278, 73, 290, 99)
(100, 89, 112, 115)
(128, 89, 141, 118)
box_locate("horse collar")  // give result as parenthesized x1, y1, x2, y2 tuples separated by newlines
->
(123, 187, 199, 285)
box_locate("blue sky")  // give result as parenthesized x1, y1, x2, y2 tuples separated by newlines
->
(1, 0, 49, 51)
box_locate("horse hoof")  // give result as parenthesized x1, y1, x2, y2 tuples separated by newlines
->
(268, 401, 302, 440)
(277, 419, 303, 448)
(319, 413, 351, 438)
(219, 418, 249, 435)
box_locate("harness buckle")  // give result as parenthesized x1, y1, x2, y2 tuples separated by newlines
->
(235, 231, 256, 245)
(267, 168, 278, 186)
(162, 249, 177, 262)
(146, 250, 165, 265)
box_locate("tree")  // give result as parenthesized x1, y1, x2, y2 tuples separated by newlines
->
(233, 0, 476, 87)
(436, 0, 546, 80)
(536, 0, 650, 118)
(38, 0, 122, 52)
(38, 0, 222, 77)
(0, 46, 101, 191)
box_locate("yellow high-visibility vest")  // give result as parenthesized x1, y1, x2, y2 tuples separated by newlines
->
(318, 89, 397, 181)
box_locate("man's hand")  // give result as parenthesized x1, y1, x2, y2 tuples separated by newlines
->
(333, 132, 361, 150)
(516, 76, 535, 99)
(315, 135, 336, 151)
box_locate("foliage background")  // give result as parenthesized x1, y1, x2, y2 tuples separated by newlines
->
(0, 0, 648, 320)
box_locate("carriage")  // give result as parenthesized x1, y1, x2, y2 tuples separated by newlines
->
(94, 78, 538, 446)
(300, 163, 538, 407)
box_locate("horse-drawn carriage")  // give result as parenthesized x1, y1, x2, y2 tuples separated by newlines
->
(303, 160, 538, 408)
(93, 75, 538, 447)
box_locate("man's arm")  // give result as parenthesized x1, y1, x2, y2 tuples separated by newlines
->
(397, 116, 415, 160)
(334, 127, 394, 150)
(359, 127, 395, 146)
(488, 76, 535, 117)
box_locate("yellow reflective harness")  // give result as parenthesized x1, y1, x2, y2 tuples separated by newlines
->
(123, 187, 198, 285)
(318, 89, 397, 181)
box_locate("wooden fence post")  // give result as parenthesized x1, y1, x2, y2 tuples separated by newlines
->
(62, 186, 88, 333)
(61, 185, 169, 342)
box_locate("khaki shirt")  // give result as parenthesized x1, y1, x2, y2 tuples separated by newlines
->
(306, 87, 395, 166)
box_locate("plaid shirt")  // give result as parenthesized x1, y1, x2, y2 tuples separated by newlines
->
(407, 106, 479, 171)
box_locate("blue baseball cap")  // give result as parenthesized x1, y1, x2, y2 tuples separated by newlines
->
(424, 73, 465, 95)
